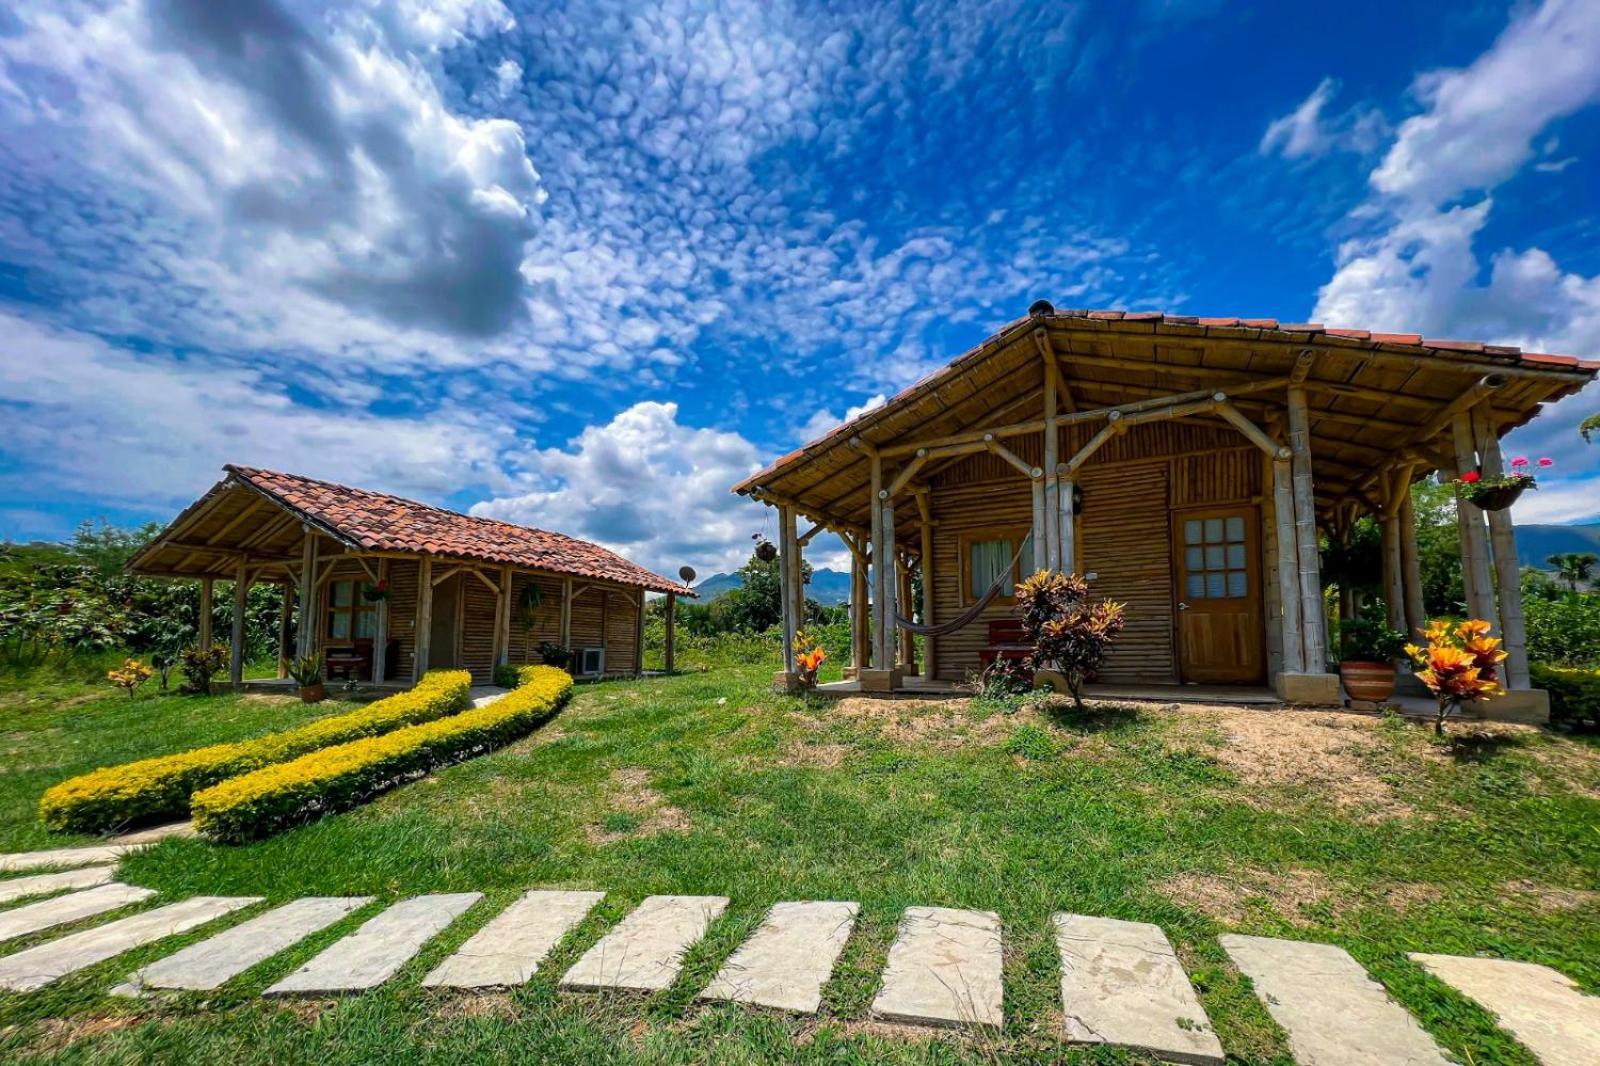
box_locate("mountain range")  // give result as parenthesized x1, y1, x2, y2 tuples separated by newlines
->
(693, 568, 853, 605)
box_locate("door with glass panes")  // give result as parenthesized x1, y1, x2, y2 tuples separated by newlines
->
(1173, 507, 1264, 684)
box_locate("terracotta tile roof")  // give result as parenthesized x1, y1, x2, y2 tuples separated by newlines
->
(226, 466, 692, 596)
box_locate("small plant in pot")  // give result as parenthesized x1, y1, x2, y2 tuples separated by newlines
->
(537, 641, 574, 672)
(1336, 617, 1407, 703)
(1452, 456, 1550, 511)
(286, 652, 326, 703)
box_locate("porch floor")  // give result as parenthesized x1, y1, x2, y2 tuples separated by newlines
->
(814, 677, 1282, 705)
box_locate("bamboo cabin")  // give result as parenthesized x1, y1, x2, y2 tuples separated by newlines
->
(733, 304, 1598, 717)
(128, 466, 693, 688)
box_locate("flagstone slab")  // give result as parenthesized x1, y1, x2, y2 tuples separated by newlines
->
(1055, 914, 1223, 1066)
(1412, 953, 1600, 1066)
(561, 895, 728, 992)
(0, 896, 259, 993)
(0, 845, 129, 873)
(871, 906, 1003, 1030)
(0, 883, 155, 944)
(116, 897, 372, 995)
(700, 900, 859, 1013)
(1221, 935, 1450, 1066)
(0, 866, 115, 905)
(264, 893, 481, 996)
(424, 890, 603, 989)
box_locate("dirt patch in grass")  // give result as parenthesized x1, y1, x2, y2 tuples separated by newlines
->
(1157, 867, 1340, 924)
(832, 697, 977, 747)
(1500, 878, 1600, 911)
(585, 767, 689, 845)
(20, 1013, 148, 1054)
(432, 992, 517, 1021)
(778, 740, 850, 769)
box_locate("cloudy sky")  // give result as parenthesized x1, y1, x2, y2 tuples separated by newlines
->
(1, 0, 1598, 578)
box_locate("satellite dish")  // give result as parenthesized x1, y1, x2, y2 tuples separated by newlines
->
(678, 565, 697, 584)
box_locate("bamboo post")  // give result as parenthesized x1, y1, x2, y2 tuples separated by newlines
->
(1030, 477, 1048, 571)
(1059, 477, 1076, 574)
(778, 504, 797, 675)
(1381, 511, 1405, 633)
(296, 529, 315, 659)
(1451, 412, 1498, 627)
(1272, 457, 1305, 673)
(790, 508, 806, 640)
(896, 555, 915, 670)
(276, 583, 293, 678)
(916, 490, 937, 680)
(870, 456, 886, 670)
(197, 577, 214, 651)
(1287, 386, 1326, 671)
(372, 558, 390, 683)
(1399, 491, 1426, 636)
(1260, 453, 1283, 675)
(415, 556, 433, 680)
(880, 497, 899, 669)
(664, 592, 676, 673)
(1472, 405, 1530, 688)
(850, 543, 869, 672)
(493, 564, 512, 669)
(1043, 366, 1059, 570)
(229, 558, 248, 690)
(635, 590, 645, 678)
(559, 576, 573, 647)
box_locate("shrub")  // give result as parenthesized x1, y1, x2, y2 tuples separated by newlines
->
(1337, 617, 1406, 662)
(192, 665, 572, 841)
(1523, 592, 1600, 667)
(1016, 570, 1126, 708)
(106, 658, 153, 698)
(1531, 662, 1600, 729)
(39, 670, 473, 832)
(179, 644, 229, 694)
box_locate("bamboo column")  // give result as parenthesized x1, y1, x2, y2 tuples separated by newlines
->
(371, 559, 390, 682)
(1059, 477, 1076, 574)
(849, 542, 869, 673)
(663, 593, 676, 673)
(870, 456, 886, 670)
(1450, 413, 1498, 627)
(229, 558, 248, 690)
(1043, 368, 1059, 570)
(1030, 477, 1048, 571)
(276, 583, 293, 678)
(1472, 406, 1530, 688)
(789, 510, 806, 640)
(296, 529, 316, 659)
(492, 564, 511, 669)
(1286, 386, 1327, 671)
(1399, 491, 1426, 636)
(1272, 457, 1305, 673)
(916, 491, 937, 680)
(1380, 511, 1405, 632)
(896, 555, 915, 670)
(777, 504, 796, 676)
(414, 556, 433, 680)
(879, 496, 898, 670)
(559, 576, 573, 647)
(197, 577, 214, 651)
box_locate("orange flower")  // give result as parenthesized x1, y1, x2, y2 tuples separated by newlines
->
(797, 647, 826, 673)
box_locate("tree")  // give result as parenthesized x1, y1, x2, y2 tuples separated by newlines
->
(1581, 411, 1599, 443)
(1548, 552, 1598, 593)
(708, 548, 813, 633)
(1410, 480, 1466, 615)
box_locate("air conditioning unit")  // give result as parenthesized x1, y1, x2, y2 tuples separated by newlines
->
(575, 647, 605, 678)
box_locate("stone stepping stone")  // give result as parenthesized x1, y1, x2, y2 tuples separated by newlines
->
(0, 866, 114, 905)
(561, 894, 729, 993)
(0, 883, 155, 944)
(700, 900, 859, 1013)
(264, 893, 481, 996)
(1412, 953, 1600, 1066)
(1221, 935, 1450, 1066)
(0, 844, 129, 873)
(114, 897, 373, 995)
(871, 906, 1003, 1030)
(0, 896, 259, 993)
(424, 889, 603, 989)
(1055, 914, 1223, 1065)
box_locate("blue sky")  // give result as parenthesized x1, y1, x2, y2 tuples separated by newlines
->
(1, 0, 1598, 578)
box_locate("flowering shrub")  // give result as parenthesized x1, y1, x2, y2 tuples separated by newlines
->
(792, 628, 826, 689)
(192, 665, 572, 841)
(39, 670, 473, 832)
(106, 659, 153, 698)
(1405, 619, 1506, 735)
(1016, 570, 1126, 708)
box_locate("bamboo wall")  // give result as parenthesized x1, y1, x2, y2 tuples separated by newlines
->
(461, 574, 498, 684)
(506, 573, 563, 664)
(387, 559, 420, 680)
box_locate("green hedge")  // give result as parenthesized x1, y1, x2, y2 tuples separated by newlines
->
(39, 670, 473, 832)
(1531, 662, 1600, 729)
(191, 665, 572, 841)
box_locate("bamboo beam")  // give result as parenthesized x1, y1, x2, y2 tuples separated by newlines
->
(985, 437, 1039, 480)
(1064, 420, 1123, 474)
(206, 497, 266, 546)
(1059, 474, 1077, 575)
(414, 556, 433, 680)
(886, 455, 927, 499)
(849, 546, 868, 672)
(916, 490, 936, 679)
(197, 577, 214, 652)
(1450, 413, 1498, 628)
(1272, 458, 1306, 673)
(1034, 328, 1075, 414)
(896, 556, 915, 669)
(229, 557, 248, 690)
(1215, 401, 1292, 459)
(1031, 476, 1048, 571)
(1290, 347, 1315, 384)
(664, 592, 677, 673)
(1287, 386, 1327, 672)
(1472, 405, 1529, 688)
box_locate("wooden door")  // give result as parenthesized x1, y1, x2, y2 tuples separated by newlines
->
(1173, 506, 1263, 684)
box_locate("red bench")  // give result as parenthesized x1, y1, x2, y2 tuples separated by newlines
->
(323, 639, 373, 682)
(977, 620, 1031, 670)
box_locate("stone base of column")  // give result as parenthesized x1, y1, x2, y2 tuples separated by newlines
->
(771, 671, 805, 695)
(1479, 689, 1549, 726)
(858, 668, 904, 693)
(1274, 671, 1341, 705)
(842, 666, 860, 680)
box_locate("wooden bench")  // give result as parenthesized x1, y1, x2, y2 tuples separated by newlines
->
(977, 620, 1031, 670)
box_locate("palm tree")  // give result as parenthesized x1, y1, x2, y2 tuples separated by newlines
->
(1547, 552, 1598, 592)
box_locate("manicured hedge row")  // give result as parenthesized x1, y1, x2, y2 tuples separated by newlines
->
(40, 671, 474, 832)
(191, 665, 572, 841)
(1531, 662, 1600, 729)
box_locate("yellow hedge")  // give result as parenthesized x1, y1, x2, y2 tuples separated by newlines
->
(39, 671, 474, 833)
(192, 665, 571, 841)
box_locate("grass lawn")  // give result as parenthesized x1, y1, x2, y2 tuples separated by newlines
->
(0, 656, 1597, 1064)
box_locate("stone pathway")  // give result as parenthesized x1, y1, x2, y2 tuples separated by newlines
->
(871, 906, 1004, 1030)
(0, 866, 114, 905)
(562, 895, 728, 993)
(1221, 934, 1451, 1066)
(1055, 914, 1223, 1066)
(0, 896, 258, 993)
(0, 883, 155, 944)
(265, 894, 481, 996)
(1411, 954, 1600, 1066)
(701, 900, 859, 1014)
(424, 889, 602, 989)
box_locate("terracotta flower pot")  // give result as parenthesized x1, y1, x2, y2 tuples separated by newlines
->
(298, 682, 326, 704)
(1339, 661, 1396, 703)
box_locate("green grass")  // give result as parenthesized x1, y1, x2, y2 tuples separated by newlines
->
(0, 658, 1597, 1064)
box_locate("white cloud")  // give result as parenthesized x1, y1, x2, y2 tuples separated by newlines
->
(471, 401, 767, 578)
(798, 392, 887, 443)
(1260, 78, 1385, 159)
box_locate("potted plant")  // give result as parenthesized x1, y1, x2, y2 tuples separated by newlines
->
(362, 579, 390, 602)
(752, 531, 778, 563)
(1336, 617, 1407, 702)
(1453, 456, 1550, 511)
(286, 652, 326, 703)
(537, 641, 574, 672)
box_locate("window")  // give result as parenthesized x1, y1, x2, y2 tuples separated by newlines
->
(1183, 516, 1248, 599)
(963, 529, 1033, 603)
(326, 579, 377, 641)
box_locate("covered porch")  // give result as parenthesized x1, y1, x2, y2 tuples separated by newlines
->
(735, 305, 1597, 716)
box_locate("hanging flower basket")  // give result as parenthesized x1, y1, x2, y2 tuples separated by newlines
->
(1453, 457, 1548, 512)
(754, 539, 778, 562)
(1467, 481, 1530, 511)
(362, 580, 390, 602)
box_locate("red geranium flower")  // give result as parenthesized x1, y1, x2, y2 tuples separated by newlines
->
(1459, 470, 1481, 483)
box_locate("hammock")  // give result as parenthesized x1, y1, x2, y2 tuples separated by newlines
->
(892, 536, 1031, 638)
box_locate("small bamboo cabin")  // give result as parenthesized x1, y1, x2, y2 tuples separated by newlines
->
(129, 466, 692, 688)
(733, 304, 1598, 716)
